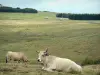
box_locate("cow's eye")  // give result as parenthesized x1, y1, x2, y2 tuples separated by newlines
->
(42, 55, 45, 57)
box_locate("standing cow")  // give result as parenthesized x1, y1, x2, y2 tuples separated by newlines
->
(6, 51, 28, 63)
(37, 48, 82, 73)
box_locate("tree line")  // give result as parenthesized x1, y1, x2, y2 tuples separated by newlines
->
(0, 4, 38, 13)
(56, 13, 100, 20)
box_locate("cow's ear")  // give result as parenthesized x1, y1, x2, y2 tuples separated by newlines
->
(45, 48, 48, 53)
(36, 51, 39, 53)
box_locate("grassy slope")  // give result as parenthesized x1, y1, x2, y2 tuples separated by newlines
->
(0, 12, 100, 75)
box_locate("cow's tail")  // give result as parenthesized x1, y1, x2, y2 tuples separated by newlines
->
(6, 56, 8, 63)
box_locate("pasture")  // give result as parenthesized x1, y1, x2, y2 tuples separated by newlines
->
(0, 12, 100, 75)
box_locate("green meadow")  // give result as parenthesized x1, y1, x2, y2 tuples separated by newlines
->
(0, 12, 100, 75)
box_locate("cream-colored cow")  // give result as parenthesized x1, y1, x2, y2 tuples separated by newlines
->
(6, 51, 28, 63)
(37, 48, 82, 73)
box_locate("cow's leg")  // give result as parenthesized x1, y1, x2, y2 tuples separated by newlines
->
(43, 65, 55, 72)
(42, 63, 47, 70)
(65, 66, 72, 73)
(42, 63, 55, 72)
(44, 68, 54, 72)
(42, 66, 45, 70)
(42, 65, 54, 72)
(24, 61, 28, 67)
(18, 60, 21, 63)
(11, 59, 15, 67)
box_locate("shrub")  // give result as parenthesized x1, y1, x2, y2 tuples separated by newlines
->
(96, 72, 100, 75)
(82, 57, 100, 66)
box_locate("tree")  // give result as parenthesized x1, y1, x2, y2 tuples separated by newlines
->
(0, 5, 38, 13)
(56, 13, 100, 20)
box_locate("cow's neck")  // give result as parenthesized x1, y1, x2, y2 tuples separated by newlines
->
(42, 55, 56, 64)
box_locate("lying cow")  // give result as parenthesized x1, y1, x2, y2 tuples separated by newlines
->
(6, 51, 28, 63)
(37, 48, 82, 73)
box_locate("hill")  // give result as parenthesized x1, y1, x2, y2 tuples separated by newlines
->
(0, 12, 100, 75)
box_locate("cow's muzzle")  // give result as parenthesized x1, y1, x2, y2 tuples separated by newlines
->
(37, 59, 41, 62)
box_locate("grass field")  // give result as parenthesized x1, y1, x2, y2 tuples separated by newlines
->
(0, 12, 100, 75)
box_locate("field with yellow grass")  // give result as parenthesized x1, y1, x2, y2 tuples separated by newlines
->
(0, 12, 100, 75)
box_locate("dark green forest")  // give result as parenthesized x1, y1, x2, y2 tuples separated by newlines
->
(0, 4, 38, 13)
(56, 13, 100, 20)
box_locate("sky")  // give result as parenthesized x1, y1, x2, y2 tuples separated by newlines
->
(0, 0, 100, 13)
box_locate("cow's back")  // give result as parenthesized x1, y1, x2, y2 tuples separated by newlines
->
(54, 57, 73, 69)
(7, 52, 22, 59)
(53, 57, 82, 72)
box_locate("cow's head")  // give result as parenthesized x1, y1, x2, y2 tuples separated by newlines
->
(36, 48, 49, 62)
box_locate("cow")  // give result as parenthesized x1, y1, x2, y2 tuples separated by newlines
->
(44, 17, 49, 19)
(37, 48, 82, 73)
(6, 51, 28, 63)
